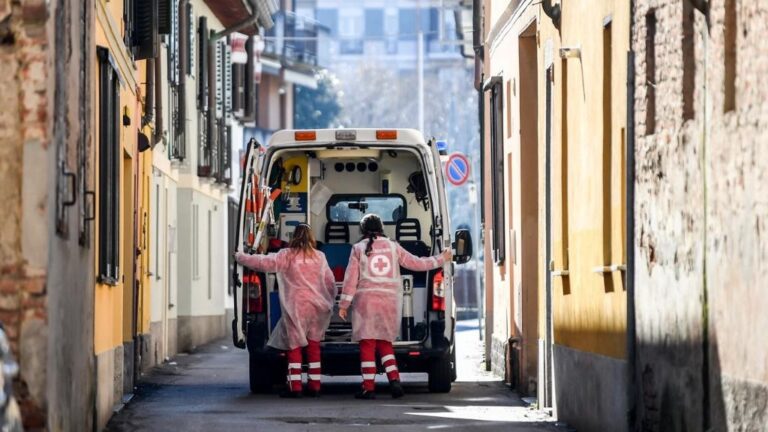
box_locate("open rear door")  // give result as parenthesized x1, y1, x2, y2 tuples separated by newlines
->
(232, 138, 263, 348)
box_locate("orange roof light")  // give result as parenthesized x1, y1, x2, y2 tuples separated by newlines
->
(376, 130, 398, 140)
(295, 131, 317, 141)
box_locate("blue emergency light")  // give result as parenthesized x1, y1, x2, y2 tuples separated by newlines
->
(436, 140, 448, 156)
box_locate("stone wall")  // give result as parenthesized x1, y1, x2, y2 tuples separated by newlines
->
(632, 1, 768, 430)
(0, 0, 52, 428)
(0, 0, 95, 430)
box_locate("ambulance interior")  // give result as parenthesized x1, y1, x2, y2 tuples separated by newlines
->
(260, 148, 437, 344)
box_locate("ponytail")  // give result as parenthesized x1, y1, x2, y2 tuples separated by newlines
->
(364, 233, 377, 256)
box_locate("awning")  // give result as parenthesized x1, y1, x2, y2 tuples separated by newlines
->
(283, 69, 317, 89)
(203, 0, 278, 33)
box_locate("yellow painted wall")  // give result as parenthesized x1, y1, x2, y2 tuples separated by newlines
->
(93, 0, 151, 354)
(538, 0, 630, 360)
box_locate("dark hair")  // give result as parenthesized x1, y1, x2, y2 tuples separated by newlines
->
(288, 224, 316, 257)
(360, 214, 384, 256)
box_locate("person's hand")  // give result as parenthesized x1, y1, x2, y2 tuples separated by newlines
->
(441, 247, 453, 262)
(339, 307, 348, 321)
(234, 251, 244, 263)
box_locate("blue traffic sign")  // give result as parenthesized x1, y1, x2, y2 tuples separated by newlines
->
(445, 153, 470, 186)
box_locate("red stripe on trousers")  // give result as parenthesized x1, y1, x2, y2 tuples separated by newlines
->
(359, 339, 400, 391)
(306, 339, 321, 392)
(286, 347, 303, 392)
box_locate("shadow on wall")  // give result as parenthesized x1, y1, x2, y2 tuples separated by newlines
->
(634, 334, 768, 432)
(549, 332, 768, 432)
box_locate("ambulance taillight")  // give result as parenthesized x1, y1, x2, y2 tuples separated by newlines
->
(247, 274, 263, 313)
(430, 270, 446, 311)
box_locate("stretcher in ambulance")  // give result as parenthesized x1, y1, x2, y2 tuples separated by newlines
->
(233, 129, 472, 393)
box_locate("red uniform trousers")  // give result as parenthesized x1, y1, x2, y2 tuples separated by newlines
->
(359, 339, 400, 391)
(285, 339, 322, 392)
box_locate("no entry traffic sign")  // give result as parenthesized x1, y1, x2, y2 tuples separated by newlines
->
(445, 152, 470, 186)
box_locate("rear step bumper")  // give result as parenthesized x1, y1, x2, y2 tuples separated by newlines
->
(248, 343, 451, 376)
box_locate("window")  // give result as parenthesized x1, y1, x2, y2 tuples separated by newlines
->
(327, 195, 407, 224)
(192, 204, 199, 280)
(385, 9, 398, 54)
(154, 182, 161, 279)
(644, 11, 656, 135)
(724, 0, 736, 112)
(340, 9, 364, 54)
(207, 209, 212, 299)
(131, 0, 159, 60)
(197, 16, 208, 110)
(97, 47, 121, 285)
(682, 1, 695, 120)
(489, 79, 505, 264)
(399, 9, 417, 40)
(186, 2, 195, 76)
(603, 21, 613, 265)
(365, 9, 384, 38)
(316, 9, 338, 37)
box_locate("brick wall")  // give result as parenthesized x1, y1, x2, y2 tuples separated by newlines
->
(633, 1, 768, 430)
(0, 0, 50, 429)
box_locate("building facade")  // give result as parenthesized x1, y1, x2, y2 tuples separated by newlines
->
(476, 0, 768, 431)
(478, 1, 630, 429)
(632, 1, 768, 430)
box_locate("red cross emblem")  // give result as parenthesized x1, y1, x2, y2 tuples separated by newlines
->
(369, 255, 392, 276)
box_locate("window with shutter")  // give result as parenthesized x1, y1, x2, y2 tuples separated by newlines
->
(198, 110, 210, 177)
(124, 0, 134, 49)
(244, 36, 257, 120)
(157, 0, 171, 34)
(224, 44, 232, 116)
(489, 80, 505, 264)
(133, 0, 159, 60)
(198, 17, 208, 110)
(187, 2, 195, 77)
(97, 47, 121, 285)
(169, 0, 180, 85)
(232, 64, 244, 117)
(215, 40, 224, 119)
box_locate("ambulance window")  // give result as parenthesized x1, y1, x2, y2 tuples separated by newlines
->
(327, 194, 406, 224)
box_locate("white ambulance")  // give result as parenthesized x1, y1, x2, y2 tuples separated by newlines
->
(233, 129, 472, 393)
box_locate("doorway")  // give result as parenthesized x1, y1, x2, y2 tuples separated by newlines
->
(518, 21, 540, 397)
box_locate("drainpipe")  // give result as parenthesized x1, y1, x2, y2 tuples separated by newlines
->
(542, 0, 561, 29)
(626, 26, 637, 432)
(179, 0, 189, 156)
(153, 53, 164, 146)
(143, 59, 155, 129)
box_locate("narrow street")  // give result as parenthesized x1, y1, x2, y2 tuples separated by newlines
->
(106, 322, 562, 432)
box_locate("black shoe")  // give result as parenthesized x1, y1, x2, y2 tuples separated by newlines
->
(354, 389, 376, 400)
(279, 389, 302, 399)
(390, 380, 405, 399)
(303, 388, 321, 398)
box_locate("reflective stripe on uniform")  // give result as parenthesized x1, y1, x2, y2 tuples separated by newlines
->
(288, 363, 302, 369)
(340, 294, 354, 302)
(381, 354, 395, 363)
(308, 362, 321, 369)
(361, 361, 376, 368)
(288, 374, 302, 381)
(385, 365, 398, 373)
(362, 374, 375, 380)
(308, 374, 321, 380)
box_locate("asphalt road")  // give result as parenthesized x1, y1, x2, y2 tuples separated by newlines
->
(106, 321, 563, 431)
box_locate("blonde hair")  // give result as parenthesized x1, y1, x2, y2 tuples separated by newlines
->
(288, 224, 317, 257)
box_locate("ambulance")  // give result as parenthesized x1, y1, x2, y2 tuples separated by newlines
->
(233, 129, 472, 393)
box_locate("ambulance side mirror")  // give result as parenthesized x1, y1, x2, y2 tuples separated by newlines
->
(452, 229, 472, 264)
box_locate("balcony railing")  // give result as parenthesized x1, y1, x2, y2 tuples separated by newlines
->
(263, 11, 328, 68)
